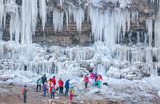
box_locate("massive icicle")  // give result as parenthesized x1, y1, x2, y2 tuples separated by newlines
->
(0, 1, 4, 40)
(39, 0, 47, 31)
(154, 8, 160, 48)
(146, 18, 153, 47)
(53, 9, 64, 33)
(73, 7, 84, 32)
(21, 0, 38, 45)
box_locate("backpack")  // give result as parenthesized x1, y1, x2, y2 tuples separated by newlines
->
(69, 87, 74, 93)
(52, 88, 55, 93)
(21, 88, 24, 94)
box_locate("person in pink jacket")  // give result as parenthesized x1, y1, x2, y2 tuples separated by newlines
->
(84, 75, 90, 89)
(90, 72, 94, 85)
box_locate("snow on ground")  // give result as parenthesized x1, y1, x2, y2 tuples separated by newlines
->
(0, 69, 160, 103)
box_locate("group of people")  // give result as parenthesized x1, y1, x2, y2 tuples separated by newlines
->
(22, 72, 102, 103)
(84, 72, 103, 89)
(36, 74, 73, 100)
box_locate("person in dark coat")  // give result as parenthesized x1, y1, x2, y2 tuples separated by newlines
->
(23, 85, 28, 103)
(58, 78, 64, 95)
(43, 82, 48, 97)
(42, 74, 47, 84)
(65, 79, 70, 96)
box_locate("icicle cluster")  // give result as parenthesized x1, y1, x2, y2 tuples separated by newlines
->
(0, 1, 5, 40)
(89, 7, 134, 47)
(69, 7, 84, 32)
(146, 18, 153, 47)
(1, 0, 160, 78)
(39, 0, 47, 31)
(53, 9, 64, 33)
(154, 8, 160, 48)
(21, 0, 38, 45)
(0, 0, 39, 45)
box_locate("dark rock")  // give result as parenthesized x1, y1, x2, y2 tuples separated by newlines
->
(103, 82, 108, 86)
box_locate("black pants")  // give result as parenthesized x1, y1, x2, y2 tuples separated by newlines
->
(36, 85, 41, 91)
(23, 94, 27, 103)
(85, 82, 88, 88)
(59, 87, 63, 94)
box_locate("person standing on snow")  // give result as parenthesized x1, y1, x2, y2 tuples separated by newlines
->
(43, 82, 48, 97)
(47, 78, 52, 93)
(58, 78, 64, 95)
(69, 86, 74, 100)
(36, 78, 42, 92)
(93, 74, 102, 88)
(93, 73, 98, 81)
(50, 84, 56, 99)
(52, 76, 56, 86)
(65, 79, 70, 96)
(90, 72, 94, 85)
(84, 75, 90, 89)
(42, 74, 47, 84)
(23, 85, 28, 103)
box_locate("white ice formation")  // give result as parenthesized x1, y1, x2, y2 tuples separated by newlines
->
(0, 0, 160, 80)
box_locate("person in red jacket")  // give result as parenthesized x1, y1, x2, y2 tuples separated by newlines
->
(84, 75, 90, 89)
(52, 76, 56, 86)
(58, 78, 64, 95)
(50, 84, 56, 99)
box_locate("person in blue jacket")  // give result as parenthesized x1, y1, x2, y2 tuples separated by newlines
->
(65, 79, 70, 96)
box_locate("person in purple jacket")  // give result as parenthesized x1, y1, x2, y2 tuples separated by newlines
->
(43, 82, 48, 97)
(93, 73, 98, 81)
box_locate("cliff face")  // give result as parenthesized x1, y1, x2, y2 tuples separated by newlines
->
(2, 0, 159, 46)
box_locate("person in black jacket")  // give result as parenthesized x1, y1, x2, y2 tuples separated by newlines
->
(42, 74, 47, 84)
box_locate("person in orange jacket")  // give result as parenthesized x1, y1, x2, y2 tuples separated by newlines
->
(50, 84, 56, 99)
(58, 78, 64, 95)
(47, 78, 52, 93)
(93, 74, 102, 88)
(52, 76, 56, 86)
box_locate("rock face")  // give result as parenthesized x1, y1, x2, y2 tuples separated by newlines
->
(2, 0, 158, 46)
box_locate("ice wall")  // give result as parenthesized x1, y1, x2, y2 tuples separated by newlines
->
(1, 0, 160, 78)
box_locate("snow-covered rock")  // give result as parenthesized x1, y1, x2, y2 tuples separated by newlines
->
(125, 74, 136, 80)
(70, 79, 78, 85)
(69, 67, 89, 77)
(90, 63, 94, 68)
(19, 71, 36, 78)
(21, 78, 32, 83)
(106, 66, 121, 79)
(0, 74, 16, 81)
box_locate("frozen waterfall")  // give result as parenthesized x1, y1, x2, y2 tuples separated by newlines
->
(0, 0, 160, 79)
